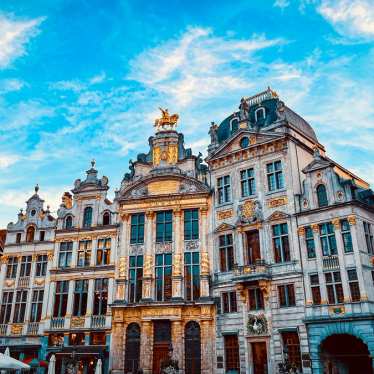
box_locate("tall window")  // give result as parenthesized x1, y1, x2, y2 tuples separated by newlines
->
(6, 257, 18, 279)
(155, 253, 172, 301)
(35, 255, 48, 277)
(363, 222, 374, 254)
(30, 289, 44, 322)
(267, 161, 284, 191)
(316, 184, 328, 207)
(248, 288, 264, 310)
(217, 175, 231, 204)
(20, 255, 32, 277)
(222, 291, 237, 313)
(310, 274, 321, 305)
(184, 252, 200, 301)
(156, 211, 172, 243)
(219, 234, 234, 272)
(184, 209, 199, 240)
(305, 226, 316, 258)
(341, 219, 353, 253)
(73, 280, 88, 316)
(13, 290, 28, 323)
(319, 223, 337, 256)
(282, 332, 302, 371)
(325, 272, 344, 304)
(0, 291, 13, 324)
(128, 255, 143, 303)
(102, 211, 110, 225)
(240, 168, 256, 197)
(65, 215, 73, 229)
(272, 223, 290, 263)
(96, 238, 111, 265)
(83, 206, 93, 228)
(39, 231, 45, 241)
(224, 335, 240, 372)
(53, 281, 69, 317)
(255, 107, 266, 121)
(278, 284, 296, 307)
(77, 240, 91, 267)
(16, 233, 21, 243)
(94, 278, 108, 315)
(26, 226, 35, 242)
(347, 269, 360, 302)
(130, 213, 145, 244)
(58, 241, 73, 268)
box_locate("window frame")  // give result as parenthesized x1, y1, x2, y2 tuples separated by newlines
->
(58, 241, 73, 268)
(130, 213, 145, 244)
(30, 289, 44, 322)
(155, 253, 172, 301)
(363, 221, 374, 254)
(347, 269, 360, 302)
(77, 240, 92, 267)
(73, 279, 88, 317)
(222, 291, 238, 313)
(310, 274, 321, 305)
(217, 175, 231, 204)
(319, 222, 337, 256)
(248, 287, 264, 311)
(156, 211, 173, 243)
(325, 271, 344, 304)
(13, 289, 28, 323)
(19, 255, 32, 277)
(240, 168, 256, 197)
(266, 160, 284, 192)
(272, 223, 290, 263)
(53, 280, 69, 317)
(219, 233, 234, 272)
(184, 209, 199, 241)
(0, 291, 14, 324)
(6, 257, 18, 279)
(96, 238, 111, 266)
(305, 226, 316, 258)
(128, 255, 143, 303)
(278, 284, 296, 308)
(316, 184, 328, 207)
(184, 252, 200, 301)
(93, 278, 108, 315)
(341, 219, 353, 253)
(83, 206, 93, 228)
(35, 255, 48, 277)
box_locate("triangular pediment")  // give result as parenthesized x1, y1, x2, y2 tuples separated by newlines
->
(214, 223, 236, 233)
(266, 211, 290, 222)
(207, 129, 284, 161)
(302, 157, 333, 174)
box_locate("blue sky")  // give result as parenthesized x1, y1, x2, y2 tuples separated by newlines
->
(0, 0, 374, 226)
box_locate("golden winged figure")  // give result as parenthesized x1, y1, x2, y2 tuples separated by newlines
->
(154, 107, 179, 131)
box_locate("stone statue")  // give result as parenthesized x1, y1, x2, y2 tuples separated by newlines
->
(239, 97, 249, 120)
(209, 122, 218, 144)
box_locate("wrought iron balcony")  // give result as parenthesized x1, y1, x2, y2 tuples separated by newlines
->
(322, 255, 340, 270)
(51, 317, 65, 330)
(232, 260, 271, 282)
(27, 322, 39, 335)
(91, 315, 106, 328)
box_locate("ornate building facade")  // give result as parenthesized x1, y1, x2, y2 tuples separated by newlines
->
(110, 112, 215, 374)
(0, 90, 373, 374)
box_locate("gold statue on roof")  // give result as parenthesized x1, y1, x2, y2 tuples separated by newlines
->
(154, 108, 179, 132)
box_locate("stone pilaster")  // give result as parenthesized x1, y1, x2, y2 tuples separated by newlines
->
(142, 211, 154, 301)
(172, 208, 183, 299)
(200, 319, 214, 374)
(111, 319, 125, 373)
(172, 320, 183, 369)
(200, 207, 210, 298)
(140, 321, 153, 374)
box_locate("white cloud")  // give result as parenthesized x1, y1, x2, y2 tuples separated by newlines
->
(0, 153, 20, 169)
(0, 78, 24, 93)
(0, 14, 44, 68)
(89, 72, 106, 85)
(274, 0, 290, 9)
(318, 0, 374, 41)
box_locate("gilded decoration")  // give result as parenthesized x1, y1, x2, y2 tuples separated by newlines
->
(55, 230, 117, 242)
(217, 209, 233, 220)
(34, 278, 45, 286)
(1, 256, 8, 264)
(267, 211, 289, 222)
(258, 280, 270, 301)
(118, 257, 126, 278)
(11, 324, 23, 335)
(172, 253, 182, 276)
(167, 144, 178, 164)
(247, 314, 268, 336)
(154, 108, 179, 132)
(71, 316, 85, 328)
(297, 227, 305, 236)
(185, 240, 199, 251)
(200, 252, 210, 275)
(267, 196, 288, 208)
(347, 215, 356, 225)
(153, 146, 161, 166)
(143, 255, 153, 277)
(148, 180, 180, 195)
(5, 279, 15, 288)
(238, 200, 262, 224)
(250, 134, 256, 145)
(328, 306, 345, 316)
(331, 218, 340, 229)
(311, 223, 319, 233)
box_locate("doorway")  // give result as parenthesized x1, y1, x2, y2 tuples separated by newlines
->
(185, 321, 201, 374)
(153, 320, 171, 374)
(251, 342, 268, 374)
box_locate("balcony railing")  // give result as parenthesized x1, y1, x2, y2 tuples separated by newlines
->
(27, 322, 39, 335)
(51, 317, 65, 330)
(0, 324, 7, 335)
(17, 277, 30, 288)
(233, 260, 270, 281)
(323, 255, 340, 270)
(91, 315, 106, 328)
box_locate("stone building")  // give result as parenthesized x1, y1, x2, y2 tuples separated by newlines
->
(110, 110, 215, 374)
(206, 87, 374, 374)
(0, 229, 6, 256)
(42, 162, 118, 373)
(0, 186, 56, 369)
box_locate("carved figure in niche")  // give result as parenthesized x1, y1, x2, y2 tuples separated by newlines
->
(130, 186, 148, 197)
(237, 200, 263, 224)
(275, 100, 286, 121)
(208, 122, 218, 144)
(239, 97, 249, 120)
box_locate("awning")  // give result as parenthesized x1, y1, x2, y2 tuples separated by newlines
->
(23, 357, 48, 367)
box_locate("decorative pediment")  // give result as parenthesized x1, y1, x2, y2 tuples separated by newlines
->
(302, 158, 333, 174)
(214, 223, 236, 233)
(208, 129, 283, 161)
(266, 210, 290, 222)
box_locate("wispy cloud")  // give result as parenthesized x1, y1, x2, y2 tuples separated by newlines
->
(0, 153, 20, 169)
(0, 14, 44, 68)
(274, 0, 291, 9)
(318, 0, 374, 41)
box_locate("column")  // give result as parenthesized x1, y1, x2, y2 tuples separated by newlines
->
(200, 207, 210, 298)
(0, 257, 8, 296)
(117, 214, 129, 302)
(236, 228, 245, 267)
(297, 227, 313, 305)
(85, 279, 95, 328)
(44, 281, 55, 330)
(142, 211, 154, 301)
(24, 256, 37, 330)
(172, 208, 183, 299)
(71, 241, 79, 268)
(140, 321, 153, 374)
(90, 238, 97, 266)
(106, 278, 114, 327)
(200, 319, 214, 374)
(312, 224, 328, 303)
(65, 280, 75, 329)
(172, 320, 183, 369)
(111, 319, 125, 374)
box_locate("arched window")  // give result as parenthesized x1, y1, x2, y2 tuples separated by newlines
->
(230, 118, 239, 134)
(102, 212, 110, 226)
(26, 226, 35, 243)
(124, 323, 140, 373)
(255, 107, 266, 121)
(317, 184, 328, 207)
(185, 321, 201, 374)
(65, 215, 73, 229)
(83, 207, 93, 228)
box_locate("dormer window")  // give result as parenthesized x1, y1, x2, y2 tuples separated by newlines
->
(39, 231, 45, 242)
(31, 209, 36, 217)
(255, 107, 266, 122)
(103, 211, 110, 226)
(26, 226, 35, 242)
(16, 233, 21, 244)
(65, 215, 73, 229)
(230, 118, 239, 134)
(83, 207, 93, 228)
(317, 184, 328, 207)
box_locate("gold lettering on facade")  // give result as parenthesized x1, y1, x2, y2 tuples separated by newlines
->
(148, 180, 180, 195)
(217, 209, 233, 220)
(267, 196, 288, 208)
(70, 316, 85, 328)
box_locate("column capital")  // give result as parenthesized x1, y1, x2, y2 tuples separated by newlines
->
(145, 210, 155, 219)
(297, 226, 305, 236)
(311, 223, 319, 233)
(348, 215, 356, 225)
(173, 207, 182, 217)
(120, 212, 130, 222)
(199, 206, 209, 215)
(331, 218, 340, 229)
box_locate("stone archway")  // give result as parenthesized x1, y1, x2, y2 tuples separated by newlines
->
(320, 334, 372, 374)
